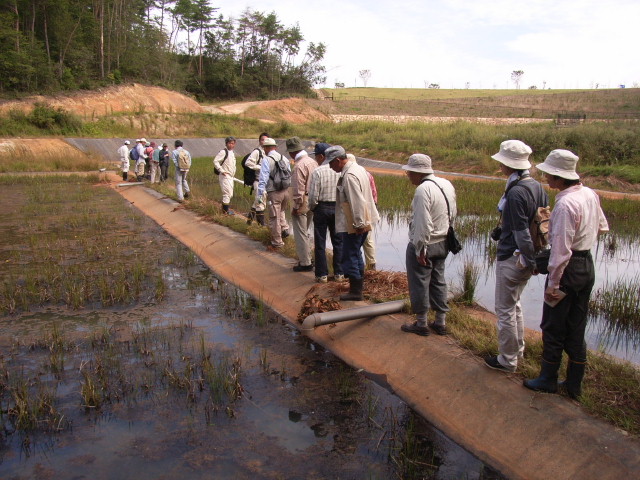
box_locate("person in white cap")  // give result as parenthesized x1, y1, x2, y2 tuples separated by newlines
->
(400, 153, 457, 336)
(524, 150, 608, 400)
(135, 138, 147, 181)
(117, 140, 131, 181)
(213, 136, 237, 215)
(485, 140, 549, 373)
(257, 137, 291, 248)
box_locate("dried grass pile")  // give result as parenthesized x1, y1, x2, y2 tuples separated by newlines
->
(297, 294, 342, 323)
(363, 270, 408, 301)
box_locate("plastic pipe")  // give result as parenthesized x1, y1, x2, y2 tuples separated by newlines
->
(301, 300, 406, 332)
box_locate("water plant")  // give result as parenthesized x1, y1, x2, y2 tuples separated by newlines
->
(590, 274, 640, 348)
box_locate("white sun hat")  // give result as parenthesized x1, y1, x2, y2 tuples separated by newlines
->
(402, 154, 434, 174)
(535, 149, 580, 180)
(491, 140, 532, 170)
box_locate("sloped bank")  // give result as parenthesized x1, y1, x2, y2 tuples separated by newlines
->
(112, 177, 639, 480)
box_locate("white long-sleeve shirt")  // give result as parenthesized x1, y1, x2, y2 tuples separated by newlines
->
(547, 184, 609, 288)
(408, 174, 457, 255)
(213, 148, 236, 177)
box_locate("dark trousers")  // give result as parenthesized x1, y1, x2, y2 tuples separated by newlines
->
(541, 252, 595, 364)
(160, 163, 169, 181)
(313, 202, 343, 278)
(340, 231, 367, 280)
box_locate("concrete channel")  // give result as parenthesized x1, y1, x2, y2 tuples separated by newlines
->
(67, 138, 640, 480)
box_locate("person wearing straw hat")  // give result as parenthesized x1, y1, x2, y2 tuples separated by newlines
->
(524, 150, 608, 400)
(400, 154, 457, 336)
(485, 140, 549, 373)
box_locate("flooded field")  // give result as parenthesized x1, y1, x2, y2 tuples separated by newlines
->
(372, 212, 640, 365)
(0, 179, 503, 479)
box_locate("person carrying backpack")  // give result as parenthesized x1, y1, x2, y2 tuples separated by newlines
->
(213, 136, 237, 215)
(171, 140, 192, 202)
(257, 138, 291, 249)
(484, 140, 549, 374)
(243, 132, 269, 225)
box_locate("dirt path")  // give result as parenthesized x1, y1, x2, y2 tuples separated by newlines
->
(109, 174, 640, 480)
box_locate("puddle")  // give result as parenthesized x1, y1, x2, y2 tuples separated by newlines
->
(372, 213, 640, 364)
(0, 182, 503, 480)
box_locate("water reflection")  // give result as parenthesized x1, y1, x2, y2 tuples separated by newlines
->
(373, 211, 640, 365)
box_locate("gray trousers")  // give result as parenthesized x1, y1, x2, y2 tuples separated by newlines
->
(175, 169, 190, 201)
(406, 242, 449, 324)
(292, 211, 313, 266)
(495, 255, 532, 369)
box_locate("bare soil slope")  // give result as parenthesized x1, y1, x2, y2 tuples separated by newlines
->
(243, 98, 331, 124)
(0, 83, 205, 117)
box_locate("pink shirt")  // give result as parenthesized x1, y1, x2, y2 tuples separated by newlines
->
(547, 184, 609, 288)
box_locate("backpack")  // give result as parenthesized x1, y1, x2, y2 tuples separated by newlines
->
(177, 149, 191, 171)
(270, 153, 291, 191)
(516, 182, 551, 253)
(241, 148, 262, 187)
(213, 148, 228, 175)
(129, 147, 139, 161)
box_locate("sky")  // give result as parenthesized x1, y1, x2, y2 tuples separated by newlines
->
(208, 0, 640, 89)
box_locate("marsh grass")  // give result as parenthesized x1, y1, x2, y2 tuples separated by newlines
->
(454, 260, 481, 305)
(0, 178, 168, 313)
(590, 274, 640, 348)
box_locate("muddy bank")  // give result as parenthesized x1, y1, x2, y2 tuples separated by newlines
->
(112, 177, 640, 480)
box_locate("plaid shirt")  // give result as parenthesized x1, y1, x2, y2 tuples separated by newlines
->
(308, 165, 339, 210)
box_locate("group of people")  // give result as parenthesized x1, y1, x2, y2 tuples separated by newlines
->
(118, 134, 608, 402)
(117, 138, 171, 183)
(398, 139, 608, 402)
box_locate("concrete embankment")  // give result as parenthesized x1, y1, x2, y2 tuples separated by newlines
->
(111, 177, 640, 480)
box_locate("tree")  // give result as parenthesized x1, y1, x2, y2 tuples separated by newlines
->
(511, 70, 524, 89)
(359, 69, 371, 87)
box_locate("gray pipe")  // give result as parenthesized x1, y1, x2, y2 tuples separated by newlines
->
(301, 300, 406, 332)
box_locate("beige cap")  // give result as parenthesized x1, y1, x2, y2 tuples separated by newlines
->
(402, 154, 434, 174)
(536, 149, 580, 180)
(491, 140, 532, 169)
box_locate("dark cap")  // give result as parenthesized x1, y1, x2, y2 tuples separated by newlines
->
(313, 142, 331, 156)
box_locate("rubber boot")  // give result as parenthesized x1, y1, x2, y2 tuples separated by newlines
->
(222, 204, 234, 215)
(123, 171, 128, 181)
(523, 359, 560, 393)
(247, 208, 256, 225)
(559, 360, 586, 400)
(256, 212, 265, 226)
(340, 277, 364, 301)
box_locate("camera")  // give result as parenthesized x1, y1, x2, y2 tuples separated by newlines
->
(490, 226, 502, 242)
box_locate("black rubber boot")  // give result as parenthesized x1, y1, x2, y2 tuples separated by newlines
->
(247, 208, 256, 225)
(123, 171, 128, 181)
(523, 359, 560, 393)
(256, 212, 265, 226)
(340, 277, 364, 301)
(559, 360, 586, 400)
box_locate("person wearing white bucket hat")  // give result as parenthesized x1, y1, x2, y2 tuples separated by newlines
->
(524, 150, 609, 400)
(485, 140, 549, 373)
(400, 154, 457, 337)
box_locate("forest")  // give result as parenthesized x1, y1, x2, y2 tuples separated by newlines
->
(0, 0, 327, 99)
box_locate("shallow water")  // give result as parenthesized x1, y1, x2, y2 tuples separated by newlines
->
(372, 214, 640, 365)
(0, 183, 503, 479)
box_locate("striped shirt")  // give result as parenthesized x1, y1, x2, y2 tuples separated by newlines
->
(308, 165, 339, 210)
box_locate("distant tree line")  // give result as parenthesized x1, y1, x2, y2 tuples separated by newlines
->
(0, 0, 327, 99)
